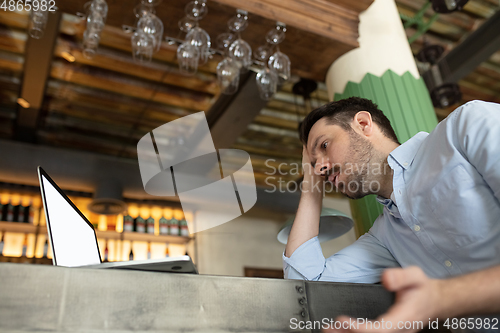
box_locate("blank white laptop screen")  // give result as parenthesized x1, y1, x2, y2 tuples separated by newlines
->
(40, 173, 101, 267)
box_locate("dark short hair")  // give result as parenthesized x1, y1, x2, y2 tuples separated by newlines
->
(299, 97, 400, 144)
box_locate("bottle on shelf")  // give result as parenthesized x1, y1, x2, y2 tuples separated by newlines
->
(159, 216, 169, 235)
(21, 235, 27, 257)
(135, 216, 146, 233)
(28, 198, 35, 224)
(0, 232, 4, 256)
(43, 239, 49, 258)
(168, 216, 179, 236)
(128, 247, 134, 261)
(16, 202, 26, 223)
(106, 215, 117, 231)
(180, 218, 189, 237)
(146, 216, 155, 234)
(103, 242, 109, 262)
(10, 194, 20, 223)
(123, 214, 134, 232)
(5, 199, 14, 222)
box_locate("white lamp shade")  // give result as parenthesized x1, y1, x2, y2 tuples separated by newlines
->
(277, 208, 353, 244)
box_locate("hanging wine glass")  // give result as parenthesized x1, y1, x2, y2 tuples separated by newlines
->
(217, 57, 240, 95)
(90, 0, 108, 17)
(177, 41, 200, 74)
(185, 26, 211, 64)
(227, 10, 252, 71)
(83, 29, 101, 58)
(228, 39, 252, 71)
(29, 10, 48, 39)
(266, 22, 286, 45)
(141, 0, 163, 6)
(268, 48, 291, 83)
(256, 67, 278, 100)
(137, 13, 164, 52)
(265, 22, 291, 84)
(131, 31, 155, 63)
(227, 10, 248, 33)
(87, 10, 105, 31)
(185, 0, 208, 21)
(134, 3, 154, 19)
(178, 16, 197, 33)
(254, 45, 271, 67)
(216, 32, 235, 54)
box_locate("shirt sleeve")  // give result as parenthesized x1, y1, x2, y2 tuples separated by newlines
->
(452, 100, 500, 202)
(283, 224, 400, 283)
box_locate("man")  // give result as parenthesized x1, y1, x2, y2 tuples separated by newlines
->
(283, 97, 500, 332)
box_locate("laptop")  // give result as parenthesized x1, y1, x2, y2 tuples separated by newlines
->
(37, 166, 198, 274)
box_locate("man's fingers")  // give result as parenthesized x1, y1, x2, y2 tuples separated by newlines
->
(382, 266, 426, 292)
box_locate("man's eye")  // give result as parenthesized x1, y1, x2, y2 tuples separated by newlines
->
(321, 142, 328, 149)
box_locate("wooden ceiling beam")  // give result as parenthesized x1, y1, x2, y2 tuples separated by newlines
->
(15, 11, 61, 142)
(46, 80, 192, 120)
(55, 39, 220, 96)
(210, 0, 363, 47)
(0, 27, 27, 55)
(45, 100, 165, 132)
(50, 60, 214, 111)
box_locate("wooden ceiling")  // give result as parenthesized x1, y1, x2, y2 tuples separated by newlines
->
(0, 0, 499, 196)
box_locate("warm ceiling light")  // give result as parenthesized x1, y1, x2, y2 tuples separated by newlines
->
(17, 98, 30, 108)
(61, 51, 76, 62)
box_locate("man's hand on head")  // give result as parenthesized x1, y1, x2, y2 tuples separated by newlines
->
(301, 145, 324, 196)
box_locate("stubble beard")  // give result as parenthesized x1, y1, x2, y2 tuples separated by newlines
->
(337, 131, 383, 200)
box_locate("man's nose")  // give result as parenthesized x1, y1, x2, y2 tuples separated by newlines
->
(315, 160, 330, 175)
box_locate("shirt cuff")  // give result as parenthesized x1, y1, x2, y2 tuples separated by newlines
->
(282, 236, 325, 281)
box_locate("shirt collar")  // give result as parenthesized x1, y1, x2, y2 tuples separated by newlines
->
(388, 132, 429, 170)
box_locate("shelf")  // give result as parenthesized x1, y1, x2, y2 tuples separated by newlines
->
(0, 221, 192, 244)
(95, 230, 122, 240)
(122, 231, 191, 244)
(0, 221, 40, 234)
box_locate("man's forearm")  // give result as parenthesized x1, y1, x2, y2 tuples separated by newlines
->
(284, 185, 322, 258)
(438, 265, 500, 319)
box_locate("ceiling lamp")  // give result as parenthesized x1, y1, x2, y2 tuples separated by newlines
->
(431, 0, 469, 13)
(88, 179, 128, 215)
(417, 44, 462, 108)
(277, 208, 353, 244)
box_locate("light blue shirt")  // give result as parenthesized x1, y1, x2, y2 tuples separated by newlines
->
(283, 100, 500, 283)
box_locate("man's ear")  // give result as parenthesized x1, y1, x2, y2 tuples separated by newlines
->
(352, 111, 373, 136)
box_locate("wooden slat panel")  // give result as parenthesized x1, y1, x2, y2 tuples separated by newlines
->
(55, 39, 220, 95)
(50, 61, 214, 111)
(0, 28, 26, 54)
(46, 80, 192, 121)
(211, 0, 361, 46)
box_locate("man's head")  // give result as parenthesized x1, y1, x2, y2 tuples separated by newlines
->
(300, 97, 399, 199)
(300, 97, 399, 146)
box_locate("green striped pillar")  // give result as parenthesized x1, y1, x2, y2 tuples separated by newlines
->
(334, 70, 438, 236)
(325, 0, 438, 237)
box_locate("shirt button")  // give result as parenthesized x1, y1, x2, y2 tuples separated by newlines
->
(398, 190, 402, 195)
(414, 225, 420, 232)
(403, 162, 409, 167)
(445, 260, 452, 267)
